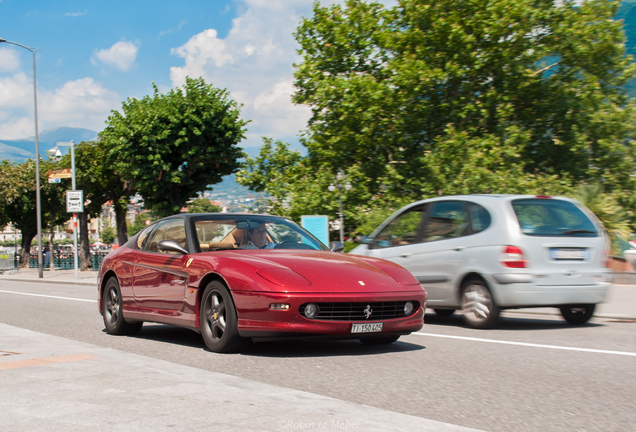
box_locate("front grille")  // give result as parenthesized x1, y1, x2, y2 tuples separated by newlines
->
(299, 301, 419, 321)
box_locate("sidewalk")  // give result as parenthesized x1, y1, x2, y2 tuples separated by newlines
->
(1, 268, 634, 320)
(0, 323, 482, 432)
(0, 267, 98, 286)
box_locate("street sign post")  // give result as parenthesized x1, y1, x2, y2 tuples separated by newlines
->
(66, 190, 83, 213)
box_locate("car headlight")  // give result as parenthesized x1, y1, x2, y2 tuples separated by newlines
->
(404, 301, 414, 315)
(304, 303, 320, 319)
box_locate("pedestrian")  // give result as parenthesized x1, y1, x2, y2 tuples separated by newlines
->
(44, 243, 50, 267)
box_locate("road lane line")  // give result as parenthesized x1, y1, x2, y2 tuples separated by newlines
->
(0, 354, 98, 370)
(0, 290, 96, 303)
(413, 332, 636, 357)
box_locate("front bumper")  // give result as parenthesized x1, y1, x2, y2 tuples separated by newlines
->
(232, 290, 426, 340)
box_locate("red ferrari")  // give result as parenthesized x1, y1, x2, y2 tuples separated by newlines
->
(97, 214, 427, 352)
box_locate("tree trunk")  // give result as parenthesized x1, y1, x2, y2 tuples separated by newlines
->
(78, 212, 92, 271)
(19, 230, 36, 269)
(114, 200, 129, 246)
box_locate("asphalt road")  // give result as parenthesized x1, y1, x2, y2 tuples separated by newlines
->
(1, 280, 635, 432)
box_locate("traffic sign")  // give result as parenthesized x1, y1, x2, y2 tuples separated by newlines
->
(66, 190, 84, 212)
(48, 169, 72, 179)
(48, 178, 61, 183)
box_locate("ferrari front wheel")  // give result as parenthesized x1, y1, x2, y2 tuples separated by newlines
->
(102, 277, 142, 335)
(200, 280, 246, 353)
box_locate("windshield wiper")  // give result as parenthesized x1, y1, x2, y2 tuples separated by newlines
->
(562, 229, 596, 235)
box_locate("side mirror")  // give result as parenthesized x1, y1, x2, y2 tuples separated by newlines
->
(329, 241, 345, 253)
(157, 240, 188, 255)
(361, 236, 373, 245)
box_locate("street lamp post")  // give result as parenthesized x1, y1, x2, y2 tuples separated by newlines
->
(0, 37, 43, 278)
(328, 169, 352, 244)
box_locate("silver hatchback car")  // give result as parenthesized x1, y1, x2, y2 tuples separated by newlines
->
(350, 195, 612, 328)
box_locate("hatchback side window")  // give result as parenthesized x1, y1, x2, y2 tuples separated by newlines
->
(145, 219, 187, 254)
(372, 205, 426, 249)
(422, 201, 469, 242)
(468, 203, 491, 234)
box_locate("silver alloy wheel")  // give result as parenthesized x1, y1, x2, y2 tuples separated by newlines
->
(461, 282, 494, 325)
(204, 291, 227, 341)
(105, 284, 120, 326)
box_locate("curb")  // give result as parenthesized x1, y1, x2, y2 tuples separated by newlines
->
(0, 277, 96, 287)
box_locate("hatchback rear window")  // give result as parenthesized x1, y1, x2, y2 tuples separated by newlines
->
(511, 199, 598, 237)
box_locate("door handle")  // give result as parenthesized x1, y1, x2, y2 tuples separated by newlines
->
(453, 246, 466, 251)
(400, 253, 411, 258)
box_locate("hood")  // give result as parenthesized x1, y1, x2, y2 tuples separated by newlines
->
(226, 250, 420, 293)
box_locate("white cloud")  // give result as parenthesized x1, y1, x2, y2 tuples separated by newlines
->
(169, 1, 314, 147)
(0, 47, 21, 73)
(0, 75, 121, 139)
(40, 78, 121, 129)
(0, 73, 32, 109)
(92, 40, 139, 72)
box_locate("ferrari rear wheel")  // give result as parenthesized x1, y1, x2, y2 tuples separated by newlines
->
(102, 277, 143, 335)
(359, 335, 400, 345)
(200, 280, 246, 353)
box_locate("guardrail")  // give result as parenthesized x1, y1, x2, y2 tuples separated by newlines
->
(29, 251, 109, 270)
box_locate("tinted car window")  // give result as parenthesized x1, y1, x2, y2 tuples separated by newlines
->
(423, 201, 469, 242)
(145, 219, 187, 253)
(468, 203, 491, 234)
(512, 199, 597, 237)
(136, 225, 155, 250)
(372, 205, 426, 249)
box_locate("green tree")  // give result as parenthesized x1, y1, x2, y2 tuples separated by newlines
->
(187, 198, 222, 214)
(100, 77, 248, 219)
(291, 0, 636, 217)
(0, 159, 68, 267)
(100, 226, 116, 244)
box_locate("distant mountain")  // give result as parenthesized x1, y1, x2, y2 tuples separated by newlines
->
(0, 127, 98, 163)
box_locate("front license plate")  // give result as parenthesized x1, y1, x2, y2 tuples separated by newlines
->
(550, 248, 588, 260)
(351, 323, 383, 333)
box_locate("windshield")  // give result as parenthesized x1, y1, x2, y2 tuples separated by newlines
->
(192, 215, 329, 252)
(511, 198, 598, 237)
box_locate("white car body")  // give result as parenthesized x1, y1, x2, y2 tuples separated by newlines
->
(350, 195, 612, 327)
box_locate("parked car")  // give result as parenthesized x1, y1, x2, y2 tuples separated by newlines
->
(98, 213, 426, 352)
(350, 195, 611, 328)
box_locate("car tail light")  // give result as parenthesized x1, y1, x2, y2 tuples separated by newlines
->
(500, 245, 528, 268)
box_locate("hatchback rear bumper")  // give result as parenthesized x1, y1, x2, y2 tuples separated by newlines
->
(486, 276, 611, 308)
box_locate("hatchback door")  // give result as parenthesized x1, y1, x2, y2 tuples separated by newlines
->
(510, 198, 606, 286)
(364, 204, 427, 286)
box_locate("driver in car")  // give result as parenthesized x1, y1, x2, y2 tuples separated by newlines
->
(242, 225, 276, 249)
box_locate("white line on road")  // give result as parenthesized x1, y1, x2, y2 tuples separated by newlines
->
(414, 332, 636, 357)
(0, 290, 96, 303)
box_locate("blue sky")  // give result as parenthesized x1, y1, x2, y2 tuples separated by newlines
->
(0, 0, 338, 149)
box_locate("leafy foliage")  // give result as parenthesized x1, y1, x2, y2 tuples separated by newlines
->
(287, 0, 636, 230)
(100, 77, 248, 218)
(570, 182, 631, 254)
(187, 198, 222, 214)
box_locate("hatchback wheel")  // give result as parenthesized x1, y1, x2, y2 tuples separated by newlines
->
(102, 277, 143, 335)
(461, 279, 500, 329)
(200, 280, 247, 353)
(560, 304, 595, 325)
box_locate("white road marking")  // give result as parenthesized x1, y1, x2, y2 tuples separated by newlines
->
(0, 290, 96, 303)
(414, 332, 636, 357)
